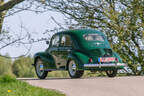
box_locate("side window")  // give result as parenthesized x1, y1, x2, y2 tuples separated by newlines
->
(60, 35, 72, 47)
(51, 35, 60, 47)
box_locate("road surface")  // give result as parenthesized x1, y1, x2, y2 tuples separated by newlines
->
(21, 76, 144, 96)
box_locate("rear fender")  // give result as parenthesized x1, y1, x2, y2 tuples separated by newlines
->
(67, 52, 89, 70)
(34, 52, 56, 69)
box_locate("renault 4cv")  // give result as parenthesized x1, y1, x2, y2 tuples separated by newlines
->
(33, 29, 125, 79)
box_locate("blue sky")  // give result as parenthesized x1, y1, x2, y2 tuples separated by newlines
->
(1, 10, 64, 57)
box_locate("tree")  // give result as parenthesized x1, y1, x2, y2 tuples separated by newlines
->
(0, 0, 24, 13)
(0, 0, 48, 33)
(43, 0, 144, 75)
(0, 0, 48, 57)
(0, 0, 25, 33)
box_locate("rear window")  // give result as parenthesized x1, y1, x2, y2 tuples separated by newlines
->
(83, 34, 104, 41)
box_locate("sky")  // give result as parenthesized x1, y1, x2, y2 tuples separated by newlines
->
(1, 9, 64, 57)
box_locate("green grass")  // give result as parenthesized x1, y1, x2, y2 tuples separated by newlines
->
(0, 75, 65, 96)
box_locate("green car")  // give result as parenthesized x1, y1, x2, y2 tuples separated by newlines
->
(34, 29, 125, 79)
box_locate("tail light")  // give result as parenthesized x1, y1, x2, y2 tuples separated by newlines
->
(89, 58, 93, 63)
(115, 58, 118, 62)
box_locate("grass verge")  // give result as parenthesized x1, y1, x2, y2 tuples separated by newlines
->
(0, 75, 65, 96)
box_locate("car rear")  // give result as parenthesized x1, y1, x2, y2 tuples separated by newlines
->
(80, 32, 125, 70)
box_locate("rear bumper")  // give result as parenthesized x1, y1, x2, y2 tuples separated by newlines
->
(84, 63, 126, 68)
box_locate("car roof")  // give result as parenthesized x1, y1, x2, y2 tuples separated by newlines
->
(52, 29, 110, 50)
(54, 29, 105, 36)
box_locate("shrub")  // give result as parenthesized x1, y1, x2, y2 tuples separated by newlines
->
(0, 56, 13, 76)
(12, 56, 36, 77)
(0, 74, 16, 83)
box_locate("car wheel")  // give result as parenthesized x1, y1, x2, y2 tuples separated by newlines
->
(35, 58, 48, 79)
(106, 69, 117, 77)
(68, 59, 84, 78)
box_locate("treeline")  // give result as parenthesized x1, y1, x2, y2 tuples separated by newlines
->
(0, 55, 36, 77)
(0, 55, 108, 78)
(0, 55, 70, 78)
(0, 54, 143, 78)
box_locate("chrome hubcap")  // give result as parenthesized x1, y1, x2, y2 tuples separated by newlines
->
(107, 70, 113, 74)
(69, 60, 77, 76)
(36, 59, 44, 76)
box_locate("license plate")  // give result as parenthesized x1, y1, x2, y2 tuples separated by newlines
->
(98, 57, 115, 62)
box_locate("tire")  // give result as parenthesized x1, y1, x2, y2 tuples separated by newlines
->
(68, 59, 84, 78)
(35, 58, 48, 79)
(106, 69, 117, 77)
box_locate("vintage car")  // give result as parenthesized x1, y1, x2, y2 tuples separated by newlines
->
(33, 29, 125, 79)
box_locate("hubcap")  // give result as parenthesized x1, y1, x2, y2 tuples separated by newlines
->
(69, 60, 77, 76)
(107, 70, 114, 74)
(36, 59, 44, 76)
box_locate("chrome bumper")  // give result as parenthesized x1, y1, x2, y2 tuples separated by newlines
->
(84, 63, 125, 67)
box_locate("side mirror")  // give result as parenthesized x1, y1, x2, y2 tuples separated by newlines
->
(46, 41, 49, 44)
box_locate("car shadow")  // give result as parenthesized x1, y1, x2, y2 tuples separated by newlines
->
(17, 76, 110, 81)
(17, 77, 72, 81)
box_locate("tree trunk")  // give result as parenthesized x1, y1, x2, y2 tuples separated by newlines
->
(0, 0, 4, 33)
(0, 0, 25, 13)
(0, 0, 24, 33)
(0, 12, 6, 34)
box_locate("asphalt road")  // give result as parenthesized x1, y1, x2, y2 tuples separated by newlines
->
(22, 76, 144, 96)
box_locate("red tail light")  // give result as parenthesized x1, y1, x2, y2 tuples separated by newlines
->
(89, 58, 93, 63)
(115, 58, 118, 62)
